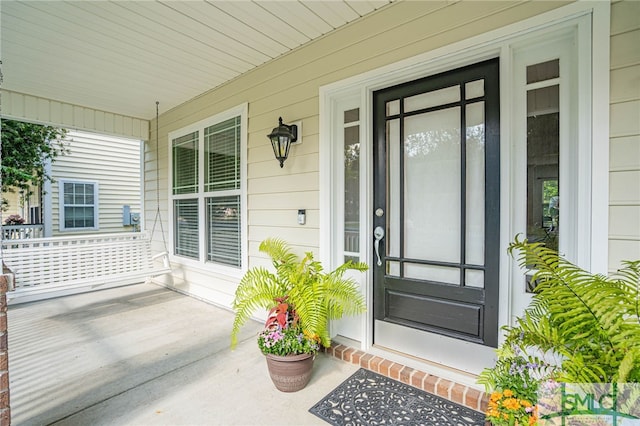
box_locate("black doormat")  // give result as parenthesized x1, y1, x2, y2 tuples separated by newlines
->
(309, 368, 485, 426)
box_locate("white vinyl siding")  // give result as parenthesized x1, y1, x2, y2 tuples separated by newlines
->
(51, 131, 141, 236)
(608, 0, 640, 271)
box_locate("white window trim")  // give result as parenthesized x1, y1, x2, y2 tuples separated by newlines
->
(167, 103, 248, 279)
(58, 179, 99, 232)
(320, 2, 609, 358)
(327, 94, 366, 342)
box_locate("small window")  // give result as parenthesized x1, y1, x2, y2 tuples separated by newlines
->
(60, 180, 98, 231)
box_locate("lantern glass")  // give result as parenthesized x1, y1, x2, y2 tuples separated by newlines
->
(267, 117, 297, 168)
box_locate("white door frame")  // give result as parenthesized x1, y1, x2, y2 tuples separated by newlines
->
(319, 1, 609, 376)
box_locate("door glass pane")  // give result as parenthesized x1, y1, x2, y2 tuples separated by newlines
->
(345, 255, 360, 264)
(404, 264, 460, 284)
(344, 108, 359, 124)
(465, 269, 484, 288)
(387, 261, 400, 277)
(465, 80, 484, 99)
(466, 102, 485, 266)
(526, 84, 559, 251)
(404, 107, 461, 262)
(404, 85, 459, 113)
(344, 123, 360, 256)
(387, 119, 401, 258)
(386, 100, 400, 116)
(527, 59, 559, 84)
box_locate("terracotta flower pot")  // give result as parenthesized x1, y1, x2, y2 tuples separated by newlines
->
(264, 352, 315, 392)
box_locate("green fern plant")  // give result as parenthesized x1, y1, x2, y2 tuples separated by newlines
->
(231, 238, 367, 350)
(479, 236, 640, 394)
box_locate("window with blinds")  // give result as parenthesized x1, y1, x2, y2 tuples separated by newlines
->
(205, 117, 240, 192)
(170, 110, 244, 268)
(173, 131, 199, 195)
(174, 199, 199, 258)
(206, 196, 240, 266)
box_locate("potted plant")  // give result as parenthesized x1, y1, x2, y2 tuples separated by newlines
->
(231, 237, 367, 392)
(4, 214, 25, 226)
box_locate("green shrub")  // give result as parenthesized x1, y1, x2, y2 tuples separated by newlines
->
(480, 236, 640, 391)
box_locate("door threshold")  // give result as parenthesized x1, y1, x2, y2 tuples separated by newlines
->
(322, 341, 489, 414)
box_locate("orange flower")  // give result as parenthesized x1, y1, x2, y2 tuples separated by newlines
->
(490, 391, 503, 402)
(486, 408, 500, 418)
(303, 329, 320, 343)
(502, 397, 521, 410)
(503, 389, 514, 397)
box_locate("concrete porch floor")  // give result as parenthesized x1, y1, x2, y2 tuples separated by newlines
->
(7, 283, 359, 425)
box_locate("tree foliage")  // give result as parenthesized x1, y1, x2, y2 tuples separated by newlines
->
(1, 119, 68, 200)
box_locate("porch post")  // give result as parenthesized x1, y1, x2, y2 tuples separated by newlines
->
(0, 267, 11, 425)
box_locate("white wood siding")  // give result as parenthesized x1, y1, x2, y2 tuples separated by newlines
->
(52, 131, 141, 236)
(146, 1, 570, 304)
(609, 0, 640, 271)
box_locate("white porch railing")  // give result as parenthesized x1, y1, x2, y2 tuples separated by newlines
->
(345, 229, 359, 253)
(1, 224, 44, 240)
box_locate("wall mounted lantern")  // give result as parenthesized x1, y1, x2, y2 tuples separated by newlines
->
(268, 117, 298, 168)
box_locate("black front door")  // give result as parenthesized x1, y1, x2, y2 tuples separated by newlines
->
(373, 58, 500, 348)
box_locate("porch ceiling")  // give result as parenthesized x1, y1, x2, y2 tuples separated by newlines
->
(1, 0, 393, 121)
